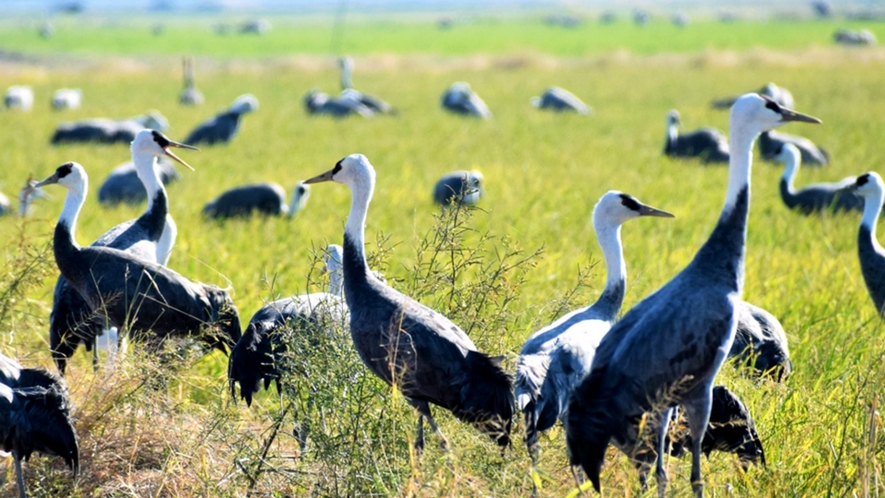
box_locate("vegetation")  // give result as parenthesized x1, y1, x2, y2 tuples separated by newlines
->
(0, 19, 884, 497)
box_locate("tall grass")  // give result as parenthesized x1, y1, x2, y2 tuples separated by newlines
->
(1, 49, 884, 496)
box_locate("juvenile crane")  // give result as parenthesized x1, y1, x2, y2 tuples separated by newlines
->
(759, 130, 830, 167)
(229, 244, 346, 406)
(566, 94, 819, 497)
(777, 143, 860, 215)
(1, 352, 79, 498)
(516, 191, 673, 487)
(203, 182, 310, 219)
(47, 130, 196, 374)
(664, 110, 730, 164)
(441, 82, 493, 119)
(184, 94, 258, 146)
(530, 86, 591, 115)
(851, 172, 885, 317)
(34, 162, 242, 362)
(304, 154, 513, 451)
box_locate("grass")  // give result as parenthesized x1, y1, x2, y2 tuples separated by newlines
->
(0, 30, 884, 497)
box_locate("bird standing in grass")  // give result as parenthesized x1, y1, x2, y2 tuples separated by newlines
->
(304, 154, 513, 452)
(663, 110, 730, 164)
(777, 143, 858, 214)
(850, 172, 885, 317)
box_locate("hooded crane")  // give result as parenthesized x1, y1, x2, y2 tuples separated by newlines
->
(759, 130, 830, 167)
(1, 352, 79, 498)
(184, 94, 258, 146)
(441, 82, 493, 119)
(731, 301, 792, 381)
(338, 56, 394, 114)
(566, 94, 820, 497)
(304, 154, 513, 451)
(98, 159, 181, 207)
(51, 112, 169, 145)
(179, 57, 204, 106)
(34, 162, 242, 364)
(433, 170, 485, 207)
(304, 89, 374, 118)
(4, 86, 33, 111)
(229, 244, 346, 406)
(515, 191, 673, 490)
(777, 143, 859, 215)
(203, 182, 310, 219)
(46, 130, 197, 375)
(51, 89, 82, 111)
(530, 86, 591, 115)
(664, 110, 730, 164)
(851, 172, 885, 317)
(711, 82, 794, 110)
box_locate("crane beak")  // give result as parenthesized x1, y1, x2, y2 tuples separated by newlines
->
(33, 172, 61, 189)
(304, 169, 335, 184)
(638, 204, 675, 218)
(163, 140, 199, 171)
(779, 108, 821, 124)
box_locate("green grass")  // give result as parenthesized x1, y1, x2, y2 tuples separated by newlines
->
(0, 42, 884, 496)
(0, 16, 884, 56)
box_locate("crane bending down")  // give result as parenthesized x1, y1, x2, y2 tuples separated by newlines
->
(1, 352, 79, 498)
(777, 143, 860, 215)
(304, 154, 513, 452)
(663, 110, 730, 164)
(515, 191, 673, 485)
(566, 94, 819, 497)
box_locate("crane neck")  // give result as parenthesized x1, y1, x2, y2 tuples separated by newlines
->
(342, 176, 375, 294)
(591, 220, 627, 320)
(666, 122, 678, 149)
(723, 119, 757, 215)
(861, 187, 884, 235)
(58, 182, 86, 247)
(132, 152, 165, 213)
(780, 149, 800, 194)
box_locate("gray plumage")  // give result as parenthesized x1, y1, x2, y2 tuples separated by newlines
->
(712, 83, 795, 110)
(304, 154, 513, 451)
(203, 182, 310, 219)
(515, 191, 673, 489)
(229, 245, 346, 406)
(834, 28, 877, 46)
(530, 86, 591, 115)
(759, 129, 829, 166)
(51, 112, 169, 145)
(777, 143, 859, 215)
(852, 172, 885, 316)
(566, 94, 820, 496)
(664, 110, 730, 164)
(432, 170, 484, 206)
(338, 56, 394, 114)
(1, 353, 79, 498)
(179, 57, 204, 106)
(98, 159, 181, 206)
(731, 301, 792, 380)
(441, 82, 493, 119)
(304, 89, 374, 118)
(184, 94, 258, 145)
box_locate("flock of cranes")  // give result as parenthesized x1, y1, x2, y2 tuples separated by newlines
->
(1, 60, 883, 498)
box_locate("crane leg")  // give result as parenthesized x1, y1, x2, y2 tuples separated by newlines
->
(524, 409, 540, 497)
(655, 408, 673, 498)
(415, 414, 425, 454)
(424, 411, 449, 451)
(410, 399, 448, 452)
(14, 455, 26, 498)
(682, 385, 714, 498)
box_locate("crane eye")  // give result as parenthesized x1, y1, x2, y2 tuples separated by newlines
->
(857, 174, 871, 186)
(619, 194, 640, 211)
(58, 163, 74, 177)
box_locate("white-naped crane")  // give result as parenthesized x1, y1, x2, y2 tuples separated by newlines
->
(338, 56, 394, 114)
(566, 94, 819, 497)
(304, 154, 513, 452)
(759, 129, 830, 167)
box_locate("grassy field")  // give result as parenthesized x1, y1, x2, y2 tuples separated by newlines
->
(0, 19, 884, 497)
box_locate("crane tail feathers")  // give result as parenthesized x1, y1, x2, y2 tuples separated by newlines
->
(565, 365, 617, 491)
(455, 351, 514, 448)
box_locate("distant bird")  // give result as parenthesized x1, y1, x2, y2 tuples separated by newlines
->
(777, 143, 859, 215)
(39, 21, 54, 38)
(851, 172, 885, 317)
(98, 159, 181, 207)
(4, 86, 34, 111)
(633, 10, 650, 26)
(1, 352, 79, 498)
(179, 57, 204, 106)
(203, 182, 310, 219)
(566, 94, 819, 496)
(515, 191, 673, 487)
(18, 174, 47, 217)
(530, 87, 591, 115)
(712, 83, 795, 110)
(433, 170, 484, 207)
(834, 28, 877, 46)
(731, 301, 792, 380)
(184, 94, 258, 146)
(51, 111, 169, 145)
(35, 162, 242, 360)
(51, 89, 81, 111)
(759, 130, 829, 166)
(671, 12, 690, 27)
(664, 110, 730, 164)
(441, 82, 493, 119)
(304, 154, 513, 451)
(0, 191, 10, 217)
(304, 89, 374, 118)
(240, 19, 271, 34)
(229, 244, 347, 406)
(338, 56, 394, 114)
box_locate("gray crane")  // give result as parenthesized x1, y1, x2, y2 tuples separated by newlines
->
(51, 112, 169, 145)
(731, 301, 792, 381)
(183, 94, 258, 146)
(304, 154, 513, 451)
(46, 130, 196, 375)
(34, 162, 241, 362)
(304, 89, 374, 118)
(98, 159, 181, 207)
(229, 244, 346, 406)
(530, 86, 591, 115)
(432, 170, 485, 207)
(565, 94, 819, 497)
(850, 172, 885, 316)
(516, 191, 673, 491)
(4, 86, 33, 111)
(759, 129, 830, 166)
(663, 110, 730, 164)
(441, 82, 493, 119)
(179, 57, 204, 106)
(203, 182, 309, 219)
(712, 82, 795, 110)
(338, 56, 394, 114)
(1, 352, 79, 498)
(776, 143, 859, 215)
